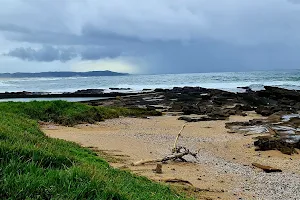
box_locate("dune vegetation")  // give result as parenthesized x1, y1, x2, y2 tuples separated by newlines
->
(0, 101, 186, 199)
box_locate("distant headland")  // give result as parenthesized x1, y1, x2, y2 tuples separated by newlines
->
(0, 70, 129, 78)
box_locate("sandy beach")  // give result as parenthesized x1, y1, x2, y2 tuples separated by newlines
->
(43, 113, 300, 200)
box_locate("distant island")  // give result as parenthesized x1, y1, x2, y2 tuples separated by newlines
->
(0, 70, 129, 78)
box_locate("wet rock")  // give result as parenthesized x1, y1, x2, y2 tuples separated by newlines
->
(178, 115, 226, 122)
(172, 86, 207, 94)
(259, 86, 300, 101)
(109, 87, 131, 90)
(238, 93, 270, 107)
(208, 108, 230, 119)
(267, 111, 291, 122)
(168, 103, 183, 112)
(254, 136, 298, 155)
(238, 86, 253, 92)
(234, 104, 253, 111)
(178, 116, 199, 122)
(255, 106, 274, 116)
(182, 105, 202, 115)
(74, 89, 104, 94)
(225, 119, 265, 129)
(154, 88, 167, 92)
(200, 93, 211, 100)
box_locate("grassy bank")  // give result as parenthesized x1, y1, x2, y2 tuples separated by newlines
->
(0, 101, 185, 199)
(0, 101, 161, 126)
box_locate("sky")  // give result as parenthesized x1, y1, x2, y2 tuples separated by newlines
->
(1, 0, 300, 74)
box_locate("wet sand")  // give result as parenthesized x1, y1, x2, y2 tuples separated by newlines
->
(43, 113, 300, 200)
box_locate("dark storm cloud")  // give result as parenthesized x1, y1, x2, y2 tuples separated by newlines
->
(1, 0, 300, 73)
(0, 24, 31, 34)
(4, 46, 77, 62)
(80, 46, 123, 60)
(4, 45, 124, 62)
(0, 23, 141, 46)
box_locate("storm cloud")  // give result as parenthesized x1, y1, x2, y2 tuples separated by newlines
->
(4, 45, 123, 62)
(1, 0, 300, 73)
(4, 46, 77, 62)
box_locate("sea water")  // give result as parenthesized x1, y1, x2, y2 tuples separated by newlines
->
(1, 70, 300, 93)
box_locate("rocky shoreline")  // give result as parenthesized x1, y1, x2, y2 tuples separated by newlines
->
(2, 85, 300, 155)
(84, 86, 300, 155)
(0, 89, 141, 99)
(37, 86, 300, 199)
(84, 86, 300, 117)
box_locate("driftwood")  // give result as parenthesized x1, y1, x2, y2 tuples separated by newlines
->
(132, 123, 198, 166)
(132, 158, 162, 166)
(160, 178, 193, 186)
(173, 124, 186, 153)
(132, 147, 198, 166)
(252, 163, 282, 173)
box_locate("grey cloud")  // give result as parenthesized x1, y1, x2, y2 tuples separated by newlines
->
(0, 24, 31, 34)
(4, 45, 124, 62)
(0, 23, 142, 47)
(1, 0, 300, 73)
(287, 0, 300, 4)
(2, 0, 300, 45)
(80, 46, 123, 60)
(4, 46, 77, 62)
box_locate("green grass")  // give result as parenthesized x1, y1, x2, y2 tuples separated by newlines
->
(0, 101, 161, 126)
(0, 101, 186, 200)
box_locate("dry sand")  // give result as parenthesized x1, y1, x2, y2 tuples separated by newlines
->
(43, 113, 300, 200)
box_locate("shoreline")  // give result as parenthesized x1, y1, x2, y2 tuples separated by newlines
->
(0, 83, 297, 100)
(1, 85, 300, 199)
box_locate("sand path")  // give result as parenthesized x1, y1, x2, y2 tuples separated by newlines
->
(43, 113, 300, 200)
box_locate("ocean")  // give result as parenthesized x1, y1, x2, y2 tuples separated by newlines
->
(1, 70, 300, 93)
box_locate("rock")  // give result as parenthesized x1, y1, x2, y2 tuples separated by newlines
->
(74, 89, 104, 94)
(182, 105, 201, 115)
(154, 88, 166, 92)
(168, 103, 183, 112)
(254, 136, 297, 155)
(238, 86, 253, 92)
(172, 86, 207, 94)
(241, 112, 248, 116)
(238, 93, 270, 106)
(208, 108, 230, 119)
(234, 104, 253, 111)
(153, 164, 163, 174)
(178, 116, 196, 122)
(109, 87, 131, 90)
(255, 106, 274, 116)
(260, 86, 300, 101)
(178, 115, 227, 122)
(285, 117, 300, 127)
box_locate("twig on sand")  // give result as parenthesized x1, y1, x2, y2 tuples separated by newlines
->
(173, 124, 186, 153)
(132, 147, 198, 166)
(252, 163, 282, 173)
(132, 123, 198, 166)
(132, 158, 163, 166)
(159, 178, 193, 186)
